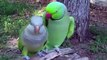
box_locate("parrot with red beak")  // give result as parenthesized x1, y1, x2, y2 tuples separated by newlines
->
(18, 16, 48, 60)
(42, 1, 75, 53)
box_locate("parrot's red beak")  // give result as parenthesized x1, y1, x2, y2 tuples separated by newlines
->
(46, 13, 52, 20)
(35, 26, 40, 34)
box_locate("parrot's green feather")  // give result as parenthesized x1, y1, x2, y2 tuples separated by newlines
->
(67, 16, 75, 38)
(43, 2, 75, 50)
(46, 2, 59, 14)
(46, 2, 65, 20)
(18, 25, 28, 56)
(18, 25, 27, 49)
(22, 47, 28, 56)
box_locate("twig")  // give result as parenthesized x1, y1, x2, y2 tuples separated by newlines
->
(30, 48, 75, 60)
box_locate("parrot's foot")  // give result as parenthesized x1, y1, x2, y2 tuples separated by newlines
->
(37, 50, 48, 57)
(37, 51, 45, 57)
(53, 47, 62, 55)
(23, 56, 30, 60)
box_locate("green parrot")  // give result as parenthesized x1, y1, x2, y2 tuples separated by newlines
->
(42, 2, 75, 52)
(18, 16, 48, 60)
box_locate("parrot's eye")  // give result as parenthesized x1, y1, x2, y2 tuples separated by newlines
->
(52, 10, 58, 14)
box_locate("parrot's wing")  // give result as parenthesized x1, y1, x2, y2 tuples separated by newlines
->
(67, 16, 75, 38)
(18, 34, 23, 51)
(18, 37, 29, 56)
(18, 25, 27, 51)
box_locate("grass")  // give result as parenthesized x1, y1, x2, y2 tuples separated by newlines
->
(89, 25, 107, 53)
(0, 0, 33, 59)
(0, 51, 21, 60)
(0, 0, 33, 15)
(0, 0, 44, 59)
(0, 55, 16, 60)
(0, 0, 33, 44)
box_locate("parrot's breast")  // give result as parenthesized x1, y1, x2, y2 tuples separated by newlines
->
(47, 15, 70, 47)
(22, 29, 48, 52)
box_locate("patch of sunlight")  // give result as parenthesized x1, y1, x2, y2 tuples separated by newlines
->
(6, 37, 19, 49)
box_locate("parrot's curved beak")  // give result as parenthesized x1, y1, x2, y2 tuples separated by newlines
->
(35, 26, 40, 34)
(46, 13, 52, 20)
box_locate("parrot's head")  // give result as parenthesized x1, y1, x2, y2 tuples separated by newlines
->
(29, 16, 44, 34)
(45, 2, 66, 20)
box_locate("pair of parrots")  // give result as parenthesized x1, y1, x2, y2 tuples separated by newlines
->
(18, 1, 75, 60)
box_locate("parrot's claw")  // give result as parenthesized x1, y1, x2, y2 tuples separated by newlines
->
(37, 51, 45, 57)
(23, 56, 30, 60)
(54, 47, 62, 55)
(37, 50, 48, 57)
